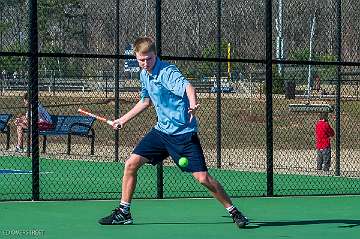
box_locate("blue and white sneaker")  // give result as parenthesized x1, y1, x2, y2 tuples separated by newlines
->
(98, 208, 133, 225)
(231, 210, 249, 228)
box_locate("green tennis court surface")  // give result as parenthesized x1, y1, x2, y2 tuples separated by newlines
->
(1, 156, 360, 238)
(1, 156, 360, 200)
(0, 196, 360, 239)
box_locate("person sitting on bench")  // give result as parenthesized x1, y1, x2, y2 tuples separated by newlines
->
(14, 93, 53, 153)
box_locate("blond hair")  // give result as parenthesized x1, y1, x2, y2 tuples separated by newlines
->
(133, 36, 156, 54)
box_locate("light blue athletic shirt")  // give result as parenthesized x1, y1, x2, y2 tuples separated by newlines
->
(27, 103, 52, 123)
(140, 57, 198, 135)
(38, 103, 52, 123)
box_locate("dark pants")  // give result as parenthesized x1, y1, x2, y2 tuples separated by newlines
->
(316, 148, 331, 171)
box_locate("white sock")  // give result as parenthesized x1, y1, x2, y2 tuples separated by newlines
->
(226, 205, 237, 214)
(119, 201, 131, 214)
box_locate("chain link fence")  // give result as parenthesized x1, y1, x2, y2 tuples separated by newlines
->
(1, 0, 359, 200)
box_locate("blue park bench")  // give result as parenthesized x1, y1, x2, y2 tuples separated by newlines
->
(0, 114, 12, 150)
(38, 115, 96, 155)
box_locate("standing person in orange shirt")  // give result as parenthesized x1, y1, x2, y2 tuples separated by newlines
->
(315, 113, 335, 171)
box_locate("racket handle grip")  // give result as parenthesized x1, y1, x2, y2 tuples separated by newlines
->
(106, 120, 113, 126)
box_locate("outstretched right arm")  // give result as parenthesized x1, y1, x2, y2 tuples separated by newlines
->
(112, 97, 151, 129)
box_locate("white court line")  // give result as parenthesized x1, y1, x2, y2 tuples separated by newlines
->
(1, 195, 360, 204)
(0, 169, 53, 175)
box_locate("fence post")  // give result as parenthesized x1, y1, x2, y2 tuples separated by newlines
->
(215, 0, 222, 169)
(29, 0, 40, 201)
(265, 0, 274, 197)
(114, 0, 120, 162)
(335, 0, 342, 176)
(156, 0, 163, 199)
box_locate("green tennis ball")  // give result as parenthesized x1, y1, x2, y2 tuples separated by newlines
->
(178, 157, 189, 167)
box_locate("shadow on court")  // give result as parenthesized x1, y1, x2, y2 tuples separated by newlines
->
(222, 216, 360, 229)
(133, 221, 233, 226)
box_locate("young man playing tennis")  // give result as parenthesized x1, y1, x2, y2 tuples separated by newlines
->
(98, 36, 249, 228)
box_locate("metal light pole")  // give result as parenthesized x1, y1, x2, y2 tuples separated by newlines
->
(275, 0, 284, 76)
(306, 14, 316, 98)
(145, 0, 148, 35)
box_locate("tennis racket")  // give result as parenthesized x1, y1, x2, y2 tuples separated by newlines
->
(78, 108, 114, 126)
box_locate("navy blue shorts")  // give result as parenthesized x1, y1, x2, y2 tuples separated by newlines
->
(133, 128, 208, 173)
